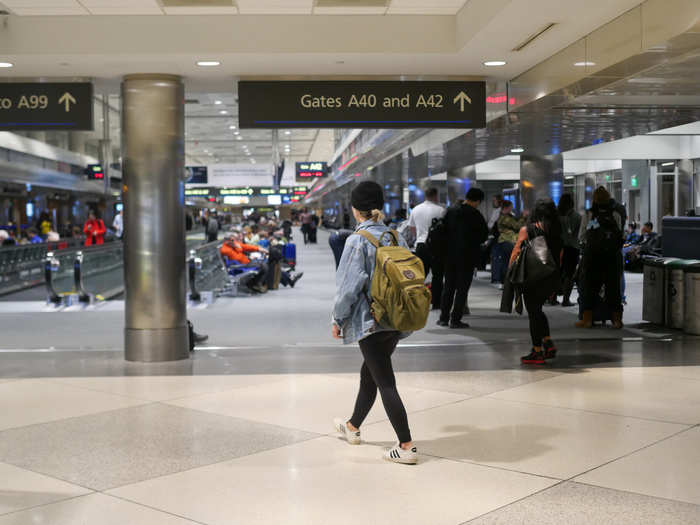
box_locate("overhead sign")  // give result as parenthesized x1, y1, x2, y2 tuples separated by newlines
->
(296, 161, 328, 182)
(0, 82, 93, 130)
(185, 188, 211, 197)
(85, 164, 104, 180)
(238, 81, 486, 129)
(185, 166, 208, 184)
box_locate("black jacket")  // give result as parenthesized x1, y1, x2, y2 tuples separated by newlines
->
(445, 202, 489, 263)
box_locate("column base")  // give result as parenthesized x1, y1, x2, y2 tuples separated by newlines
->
(125, 325, 190, 362)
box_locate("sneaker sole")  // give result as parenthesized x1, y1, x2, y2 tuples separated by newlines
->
(521, 359, 546, 365)
(383, 455, 418, 465)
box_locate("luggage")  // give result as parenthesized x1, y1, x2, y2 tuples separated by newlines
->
(577, 285, 613, 325)
(283, 243, 297, 265)
(355, 229, 431, 331)
(266, 261, 281, 290)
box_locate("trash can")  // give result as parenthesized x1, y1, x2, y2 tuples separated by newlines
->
(666, 260, 700, 329)
(642, 257, 678, 325)
(683, 262, 700, 335)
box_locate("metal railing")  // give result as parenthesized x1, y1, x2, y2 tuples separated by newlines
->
(2, 235, 231, 304)
(42, 242, 125, 304)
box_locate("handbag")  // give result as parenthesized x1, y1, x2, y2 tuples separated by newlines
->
(525, 234, 558, 284)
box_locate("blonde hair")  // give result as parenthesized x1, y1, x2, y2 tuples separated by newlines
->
(358, 209, 385, 223)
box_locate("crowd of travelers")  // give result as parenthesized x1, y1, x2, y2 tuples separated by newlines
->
(209, 210, 303, 295)
(330, 181, 641, 464)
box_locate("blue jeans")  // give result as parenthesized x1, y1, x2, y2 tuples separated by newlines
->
(492, 242, 514, 284)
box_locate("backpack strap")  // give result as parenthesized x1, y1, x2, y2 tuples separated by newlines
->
(355, 229, 380, 248)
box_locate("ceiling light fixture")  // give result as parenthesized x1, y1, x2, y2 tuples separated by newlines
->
(661, 161, 675, 167)
(214, 100, 222, 105)
(219, 110, 228, 115)
(574, 61, 596, 67)
(483, 60, 506, 67)
(285, 131, 291, 135)
(196, 60, 220, 67)
(511, 147, 525, 153)
(0, 62, 13, 68)
(229, 125, 236, 130)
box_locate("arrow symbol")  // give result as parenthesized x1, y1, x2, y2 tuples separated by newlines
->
(247, 188, 253, 195)
(58, 92, 76, 112)
(453, 91, 472, 112)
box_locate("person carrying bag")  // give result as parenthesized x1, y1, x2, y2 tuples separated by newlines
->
(507, 198, 562, 365)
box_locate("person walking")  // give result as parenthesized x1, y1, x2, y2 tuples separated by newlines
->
(576, 186, 625, 329)
(493, 201, 525, 286)
(206, 212, 219, 243)
(300, 208, 313, 244)
(557, 193, 581, 307)
(438, 187, 488, 328)
(332, 181, 417, 465)
(409, 187, 446, 309)
(509, 198, 563, 365)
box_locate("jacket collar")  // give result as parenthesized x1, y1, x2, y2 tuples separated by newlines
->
(355, 219, 379, 231)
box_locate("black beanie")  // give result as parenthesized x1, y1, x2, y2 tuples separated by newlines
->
(351, 181, 384, 212)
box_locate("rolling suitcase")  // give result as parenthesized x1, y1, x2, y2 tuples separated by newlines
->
(284, 243, 297, 265)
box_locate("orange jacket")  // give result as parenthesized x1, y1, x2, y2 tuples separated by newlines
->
(83, 218, 106, 246)
(220, 240, 260, 265)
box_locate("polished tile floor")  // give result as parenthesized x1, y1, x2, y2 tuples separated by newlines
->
(0, 230, 699, 524)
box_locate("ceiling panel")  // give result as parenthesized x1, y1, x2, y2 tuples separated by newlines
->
(162, 6, 238, 14)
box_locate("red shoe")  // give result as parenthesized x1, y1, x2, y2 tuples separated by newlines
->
(543, 339, 557, 359)
(521, 349, 546, 365)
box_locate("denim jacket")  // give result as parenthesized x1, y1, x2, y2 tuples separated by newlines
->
(333, 220, 410, 344)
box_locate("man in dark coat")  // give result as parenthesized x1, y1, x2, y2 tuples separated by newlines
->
(438, 187, 489, 328)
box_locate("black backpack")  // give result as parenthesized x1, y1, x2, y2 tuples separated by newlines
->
(586, 203, 623, 254)
(426, 216, 448, 258)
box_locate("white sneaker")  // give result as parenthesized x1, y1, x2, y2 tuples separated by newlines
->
(383, 442, 418, 465)
(334, 418, 361, 445)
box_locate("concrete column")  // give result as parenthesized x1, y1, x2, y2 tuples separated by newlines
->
(121, 74, 188, 362)
(69, 132, 88, 155)
(519, 153, 564, 211)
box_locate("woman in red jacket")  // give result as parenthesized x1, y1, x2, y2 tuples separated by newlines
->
(83, 211, 106, 246)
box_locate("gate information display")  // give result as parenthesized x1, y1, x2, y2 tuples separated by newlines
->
(238, 81, 485, 129)
(0, 83, 93, 130)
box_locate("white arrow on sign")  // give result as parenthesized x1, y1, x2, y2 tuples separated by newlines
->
(58, 92, 76, 112)
(453, 91, 472, 112)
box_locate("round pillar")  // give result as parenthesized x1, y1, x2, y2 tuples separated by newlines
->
(121, 74, 188, 362)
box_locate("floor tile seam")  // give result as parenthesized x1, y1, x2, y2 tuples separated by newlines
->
(0, 492, 96, 519)
(358, 394, 478, 430)
(569, 479, 700, 508)
(33, 376, 171, 403)
(0, 401, 158, 434)
(416, 451, 564, 482)
(146, 374, 301, 403)
(152, 400, 327, 437)
(563, 424, 699, 483)
(320, 372, 485, 399)
(0, 458, 98, 495)
(101, 432, 329, 493)
(459, 480, 569, 525)
(480, 394, 699, 426)
(97, 491, 210, 525)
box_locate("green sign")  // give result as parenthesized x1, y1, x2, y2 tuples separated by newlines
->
(631, 175, 638, 188)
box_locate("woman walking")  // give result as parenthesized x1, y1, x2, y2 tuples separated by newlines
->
(558, 193, 582, 307)
(332, 181, 417, 465)
(509, 198, 563, 365)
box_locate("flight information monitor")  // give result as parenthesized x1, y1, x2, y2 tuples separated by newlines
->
(296, 162, 327, 182)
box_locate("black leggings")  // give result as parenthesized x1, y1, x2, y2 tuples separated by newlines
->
(523, 288, 550, 348)
(349, 331, 412, 444)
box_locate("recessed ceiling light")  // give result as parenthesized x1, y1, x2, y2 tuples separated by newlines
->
(219, 110, 228, 115)
(661, 161, 675, 167)
(483, 60, 506, 67)
(0, 62, 13, 68)
(214, 100, 222, 105)
(510, 147, 525, 153)
(196, 60, 220, 67)
(236, 136, 242, 140)
(229, 125, 236, 130)
(574, 61, 596, 67)
(284, 131, 291, 135)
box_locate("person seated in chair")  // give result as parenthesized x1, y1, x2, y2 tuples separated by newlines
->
(220, 232, 269, 293)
